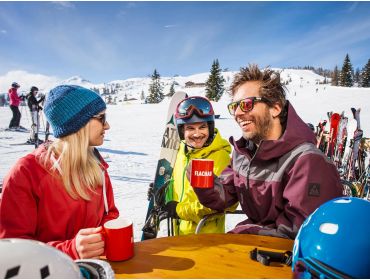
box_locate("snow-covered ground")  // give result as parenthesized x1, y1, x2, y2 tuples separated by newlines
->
(1, 69, 369, 241)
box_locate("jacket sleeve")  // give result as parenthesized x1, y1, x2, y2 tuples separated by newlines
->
(176, 147, 237, 223)
(193, 165, 239, 212)
(101, 171, 119, 225)
(0, 160, 81, 259)
(247, 152, 343, 239)
(47, 238, 80, 259)
(0, 163, 39, 240)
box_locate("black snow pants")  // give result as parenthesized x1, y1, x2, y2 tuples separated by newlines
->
(9, 105, 21, 128)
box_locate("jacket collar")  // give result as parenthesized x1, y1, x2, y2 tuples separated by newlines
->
(182, 128, 231, 159)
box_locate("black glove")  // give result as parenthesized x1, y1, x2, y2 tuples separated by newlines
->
(159, 201, 179, 220)
(38, 106, 43, 111)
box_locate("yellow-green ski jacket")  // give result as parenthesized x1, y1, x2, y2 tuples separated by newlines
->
(171, 128, 232, 235)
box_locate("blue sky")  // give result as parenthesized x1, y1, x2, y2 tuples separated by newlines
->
(1, 1, 370, 83)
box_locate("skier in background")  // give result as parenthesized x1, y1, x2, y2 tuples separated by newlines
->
(7, 82, 25, 130)
(152, 96, 236, 235)
(190, 64, 343, 239)
(26, 86, 45, 144)
(0, 85, 119, 260)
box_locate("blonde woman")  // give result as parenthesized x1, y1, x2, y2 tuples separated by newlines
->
(0, 85, 119, 259)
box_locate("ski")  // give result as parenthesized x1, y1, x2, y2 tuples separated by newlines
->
(10, 142, 35, 146)
(348, 108, 363, 180)
(316, 120, 327, 151)
(10, 139, 44, 146)
(142, 91, 188, 240)
(326, 112, 341, 158)
(333, 113, 348, 166)
(1, 127, 30, 133)
(45, 121, 51, 142)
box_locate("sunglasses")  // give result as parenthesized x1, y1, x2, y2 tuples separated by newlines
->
(175, 97, 214, 119)
(227, 97, 270, 116)
(293, 258, 352, 279)
(92, 113, 107, 125)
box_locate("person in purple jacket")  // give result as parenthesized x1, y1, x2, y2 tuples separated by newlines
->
(191, 64, 343, 239)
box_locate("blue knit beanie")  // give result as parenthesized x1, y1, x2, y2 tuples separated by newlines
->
(44, 85, 106, 138)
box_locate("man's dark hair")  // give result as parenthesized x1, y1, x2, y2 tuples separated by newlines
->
(230, 64, 287, 124)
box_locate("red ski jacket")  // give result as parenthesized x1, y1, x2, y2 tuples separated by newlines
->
(0, 144, 119, 259)
(8, 88, 22, 106)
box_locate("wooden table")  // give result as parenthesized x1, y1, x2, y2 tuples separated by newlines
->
(108, 234, 294, 278)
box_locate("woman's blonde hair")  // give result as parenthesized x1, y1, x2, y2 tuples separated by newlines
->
(44, 122, 102, 200)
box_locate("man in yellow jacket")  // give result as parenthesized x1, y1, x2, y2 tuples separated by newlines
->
(161, 96, 234, 235)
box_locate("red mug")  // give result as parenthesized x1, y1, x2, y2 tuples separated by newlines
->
(190, 159, 214, 188)
(103, 217, 134, 261)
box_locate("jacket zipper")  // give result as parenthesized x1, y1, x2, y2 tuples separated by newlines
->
(247, 142, 262, 189)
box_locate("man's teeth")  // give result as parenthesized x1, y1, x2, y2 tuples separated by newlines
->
(239, 120, 252, 126)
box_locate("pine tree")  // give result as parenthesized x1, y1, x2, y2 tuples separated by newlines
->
(168, 82, 175, 97)
(339, 54, 354, 87)
(140, 90, 145, 100)
(354, 68, 360, 86)
(205, 59, 225, 102)
(331, 66, 339, 86)
(361, 59, 370, 88)
(146, 69, 164, 104)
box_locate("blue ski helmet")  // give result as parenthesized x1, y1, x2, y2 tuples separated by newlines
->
(175, 96, 215, 143)
(292, 197, 370, 279)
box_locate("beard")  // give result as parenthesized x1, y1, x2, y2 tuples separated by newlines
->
(242, 108, 272, 144)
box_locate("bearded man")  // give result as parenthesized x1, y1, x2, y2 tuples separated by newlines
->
(191, 64, 343, 239)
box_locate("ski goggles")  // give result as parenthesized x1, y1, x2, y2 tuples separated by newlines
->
(227, 97, 270, 116)
(293, 258, 352, 279)
(175, 97, 214, 119)
(92, 113, 107, 125)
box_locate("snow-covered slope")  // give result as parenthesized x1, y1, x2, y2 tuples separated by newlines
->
(1, 68, 328, 98)
(0, 68, 369, 241)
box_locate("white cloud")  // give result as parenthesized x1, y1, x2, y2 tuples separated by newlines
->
(0, 30, 7, 34)
(51, 1, 75, 9)
(347, 2, 359, 12)
(164, 25, 177, 29)
(0, 70, 60, 93)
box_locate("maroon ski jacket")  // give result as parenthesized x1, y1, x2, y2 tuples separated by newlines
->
(193, 102, 343, 239)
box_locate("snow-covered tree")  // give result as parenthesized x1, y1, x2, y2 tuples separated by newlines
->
(146, 69, 164, 104)
(339, 54, 354, 87)
(140, 90, 145, 100)
(205, 59, 225, 102)
(168, 82, 175, 97)
(361, 59, 370, 88)
(354, 68, 361, 86)
(331, 66, 339, 86)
